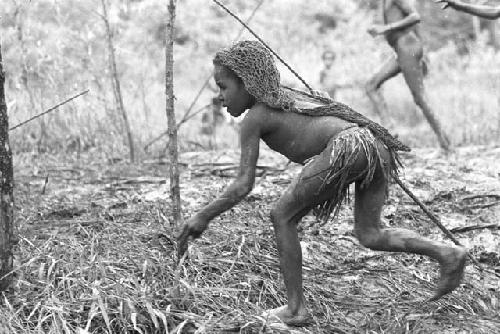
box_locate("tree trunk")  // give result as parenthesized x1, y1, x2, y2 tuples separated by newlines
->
(0, 44, 15, 292)
(101, 0, 135, 162)
(165, 0, 182, 226)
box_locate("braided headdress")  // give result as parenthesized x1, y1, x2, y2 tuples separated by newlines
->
(213, 40, 295, 110)
(213, 40, 410, 153)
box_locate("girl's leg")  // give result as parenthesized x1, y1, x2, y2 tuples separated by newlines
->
(266, 139, 358, 324)
(353, 152, 466, 300)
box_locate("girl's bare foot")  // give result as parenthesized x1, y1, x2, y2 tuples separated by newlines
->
(261, 305, 313, 327)
(430, 246, 467, 301)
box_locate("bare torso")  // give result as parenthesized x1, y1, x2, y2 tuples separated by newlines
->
(250, 103, 354, 164)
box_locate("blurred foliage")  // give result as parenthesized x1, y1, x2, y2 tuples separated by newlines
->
(0, 0, 499, 158)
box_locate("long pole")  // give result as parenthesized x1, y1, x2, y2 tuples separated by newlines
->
(9, 90, 89, 131)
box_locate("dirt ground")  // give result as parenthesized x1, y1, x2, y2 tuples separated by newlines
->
(6, 144, 500, 333)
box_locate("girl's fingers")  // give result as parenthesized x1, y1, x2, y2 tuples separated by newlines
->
(176, 225, 190, 257)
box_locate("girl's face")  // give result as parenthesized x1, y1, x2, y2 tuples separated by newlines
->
(214, 65, 255, 117)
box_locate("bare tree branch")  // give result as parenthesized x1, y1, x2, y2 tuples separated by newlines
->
(101, 0, 135, 162)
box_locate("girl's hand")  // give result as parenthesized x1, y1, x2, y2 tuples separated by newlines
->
(176, 216, 209, 257)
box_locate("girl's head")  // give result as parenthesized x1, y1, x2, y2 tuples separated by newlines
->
(213, 40, 293, 111)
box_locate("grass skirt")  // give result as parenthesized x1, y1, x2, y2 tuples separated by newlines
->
(310, 126, 400, 223)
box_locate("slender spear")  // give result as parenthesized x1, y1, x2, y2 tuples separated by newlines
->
(9, 89, 89, 131)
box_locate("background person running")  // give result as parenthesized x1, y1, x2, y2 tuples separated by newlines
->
(365, 0, 451, 151)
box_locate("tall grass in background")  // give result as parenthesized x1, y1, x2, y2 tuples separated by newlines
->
(1, 0, 498, 160)
(429, 38, 500, 146)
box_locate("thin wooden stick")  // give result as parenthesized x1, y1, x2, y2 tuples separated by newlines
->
(212, 0, 313, 93)
(101, 0, 135, 162)
(166, 0, 182, 227)
(143, 78, 211, 151)
(9, 89, 89, 131)
(393, 176, 482, 270)
(144, 104, 211, 152)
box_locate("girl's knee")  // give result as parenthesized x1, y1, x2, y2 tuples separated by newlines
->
(270, 199, 310, 229)
(270, 205, 293, 229)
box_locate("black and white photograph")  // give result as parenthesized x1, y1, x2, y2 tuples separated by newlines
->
(0, 0, 499, 333)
